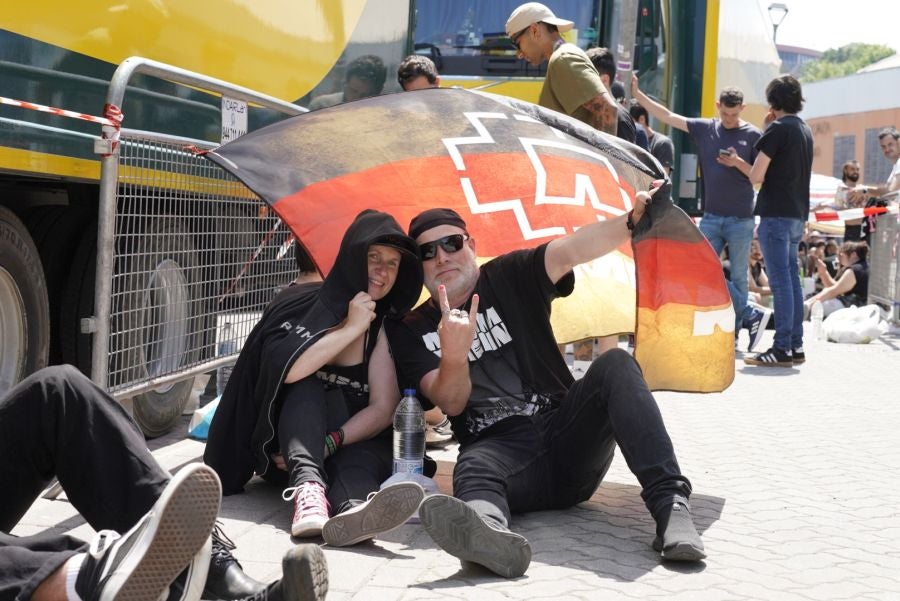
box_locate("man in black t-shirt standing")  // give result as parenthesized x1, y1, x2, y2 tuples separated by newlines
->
(384, 196, 706, 579)
(727, 75, 813, 367)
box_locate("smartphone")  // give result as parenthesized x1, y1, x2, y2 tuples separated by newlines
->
(718, 149, 732, 158)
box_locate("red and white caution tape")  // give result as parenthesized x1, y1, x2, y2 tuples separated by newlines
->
(810, 205, 898, 222)
(1, 95, 123, 156)
(1, 95, 118, 126)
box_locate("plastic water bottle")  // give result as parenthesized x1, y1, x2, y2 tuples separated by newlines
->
(392, 389, 425, 475)
(811, 300, 824, 341)
(216, 321, 236, 396)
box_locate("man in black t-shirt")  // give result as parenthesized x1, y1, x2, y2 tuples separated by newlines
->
(384, 197, 706, 578)
(729, 75, 813, 367)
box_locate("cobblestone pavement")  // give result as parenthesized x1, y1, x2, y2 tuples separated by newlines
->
(15, 325, 900, 600)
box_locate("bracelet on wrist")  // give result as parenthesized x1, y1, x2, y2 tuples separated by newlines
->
(626, 209, 636, 231)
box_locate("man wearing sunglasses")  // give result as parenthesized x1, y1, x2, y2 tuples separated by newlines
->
(505, 3, 618, 136)
(384, 186, 706, 579)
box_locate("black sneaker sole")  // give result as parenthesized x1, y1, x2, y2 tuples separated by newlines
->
(282, 544, 329, 601)
(102, 464, 222, 601)
(322, 481, 424, 546)
(419, 494, 531, 578)
(652, 536, 707, 562)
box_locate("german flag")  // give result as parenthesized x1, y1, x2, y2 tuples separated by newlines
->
(207, 88, 733, 392)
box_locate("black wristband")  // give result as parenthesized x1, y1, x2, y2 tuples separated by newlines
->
(626, 209, 636, 231)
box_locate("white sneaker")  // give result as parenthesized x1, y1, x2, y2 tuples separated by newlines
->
(322, 481, 424, 546)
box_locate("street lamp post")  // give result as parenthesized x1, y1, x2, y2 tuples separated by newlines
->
(768, 3, 789, 44)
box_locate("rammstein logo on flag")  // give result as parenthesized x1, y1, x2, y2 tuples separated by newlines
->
(207, 88, 734, 393)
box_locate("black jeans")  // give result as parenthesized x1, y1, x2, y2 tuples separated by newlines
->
(453, 349, 691, 527)
(0, 365, 169, 600)
(268, 377, 392, 515)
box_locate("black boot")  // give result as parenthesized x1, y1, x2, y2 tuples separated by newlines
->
(204, 523, 267, 599)
(652, 500, 706, 562)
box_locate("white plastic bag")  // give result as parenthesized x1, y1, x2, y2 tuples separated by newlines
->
(188, 397, 220, 440)
(822, 304, 888, 344)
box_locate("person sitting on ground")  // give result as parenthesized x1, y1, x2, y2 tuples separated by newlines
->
(205, 210, 427, 547)
(0, 365, 328, 601)
(748, 238, 771, 306)
(385, 187, 706, 580)
(397, 54, 441, 91)
(805, 240, 870, 318)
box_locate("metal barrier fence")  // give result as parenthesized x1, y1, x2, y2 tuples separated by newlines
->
(94, 57, 307, 398)
(106, 133, 297, 396)
(868, 212, 900, 324)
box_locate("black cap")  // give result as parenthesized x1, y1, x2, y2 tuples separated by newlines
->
(408, 208, 468, 240)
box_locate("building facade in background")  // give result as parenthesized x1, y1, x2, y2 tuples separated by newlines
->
(802, 59, 900, 183)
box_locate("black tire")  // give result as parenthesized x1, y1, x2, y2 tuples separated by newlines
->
(113, 216, 199, 438)
(0, 206, 49, 396)
(28, 205, 94, 365)
(60, 223, 97, 373)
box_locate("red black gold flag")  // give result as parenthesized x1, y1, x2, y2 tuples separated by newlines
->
(207, 87, 733, 392)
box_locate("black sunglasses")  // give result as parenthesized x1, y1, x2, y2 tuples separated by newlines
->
(511, 28, 527, 52)
(419, 234, 469, 260)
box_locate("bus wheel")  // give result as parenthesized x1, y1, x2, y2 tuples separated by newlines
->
(114, 216, 199, 438)
(0, 206, 49, 396)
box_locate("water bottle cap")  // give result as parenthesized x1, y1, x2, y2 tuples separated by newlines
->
(402, 388, 416, 396)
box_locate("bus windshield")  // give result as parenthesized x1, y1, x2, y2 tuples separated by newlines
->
(413, 1, 600, 78)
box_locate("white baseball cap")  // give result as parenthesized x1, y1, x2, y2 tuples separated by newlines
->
(505, 2, 574, 37)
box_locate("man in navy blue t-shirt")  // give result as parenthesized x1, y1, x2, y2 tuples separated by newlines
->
(632, 76, 769, 352)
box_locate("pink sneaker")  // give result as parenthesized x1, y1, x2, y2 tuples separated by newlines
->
(283, 482, 330, 538)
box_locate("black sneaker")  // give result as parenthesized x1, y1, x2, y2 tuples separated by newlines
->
(652, 501, 706, 562)
(233, 545, 329, 601)
(792, 347, 806, 365)
(745, 308, 772, 352)
(419, 494, 531, 578)
(743, 346, 793, 367)
(75, 463, 221, 601)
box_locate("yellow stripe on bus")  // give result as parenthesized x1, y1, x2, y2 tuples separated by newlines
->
(701, 0, 720, 118)
(0, 146, 100, 181)
(0, 146, 256, 200)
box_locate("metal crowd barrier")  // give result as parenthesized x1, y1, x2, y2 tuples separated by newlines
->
(93, 57, 306, 397)
(868, 212, 900, 324)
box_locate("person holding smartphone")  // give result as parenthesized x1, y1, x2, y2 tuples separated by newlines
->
(632, 76, 767, 351)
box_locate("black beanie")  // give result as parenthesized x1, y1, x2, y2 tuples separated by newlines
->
(408, 208, 468, 239)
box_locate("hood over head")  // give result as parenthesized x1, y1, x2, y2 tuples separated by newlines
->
(319, 209, 423, 318)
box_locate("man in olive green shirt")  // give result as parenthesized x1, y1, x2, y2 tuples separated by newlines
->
(506, 2, 617, 136)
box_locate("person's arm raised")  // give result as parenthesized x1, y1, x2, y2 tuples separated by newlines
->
(284, 291, 374, 383)
(417, 285, 479, 416)
(631, 74, 689, 133)
(544, 187, 654, 284)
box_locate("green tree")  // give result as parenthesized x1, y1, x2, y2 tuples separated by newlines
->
(799, 43, 896, 82)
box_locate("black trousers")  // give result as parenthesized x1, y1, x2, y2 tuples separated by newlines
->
(453, 349, 692, 527)
(0, 365, 168, 600)
(266, 377, 392, 515)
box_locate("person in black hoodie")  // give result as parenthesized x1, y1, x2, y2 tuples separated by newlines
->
(205, 210, 427, 547)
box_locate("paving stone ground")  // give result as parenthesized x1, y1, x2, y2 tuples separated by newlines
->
(15, 324, 900, 600)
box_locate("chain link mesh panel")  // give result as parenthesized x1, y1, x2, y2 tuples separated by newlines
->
(107, 134, 296, 394)
(868, 213, 899, 323)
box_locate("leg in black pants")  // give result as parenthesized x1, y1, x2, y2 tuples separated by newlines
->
(545, 348, 692, 518)
(325, 435, 392, 515)
(277, 378, 335, 491)
(0, 364, 168, 534)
